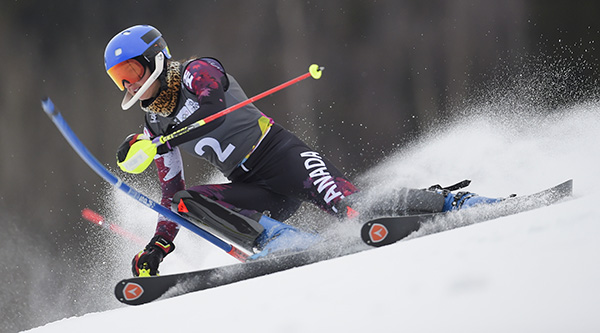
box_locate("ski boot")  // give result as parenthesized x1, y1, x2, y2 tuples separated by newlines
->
(441, 191, 502, 211)
(429, 180, 503, 211)
(249, 215, 319, 260)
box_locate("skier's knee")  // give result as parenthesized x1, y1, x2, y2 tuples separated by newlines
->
(333, 194, 361, 219)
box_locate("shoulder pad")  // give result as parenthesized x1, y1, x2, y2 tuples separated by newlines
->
(199, 57, 226, 74)
(182, 57, 230, 92)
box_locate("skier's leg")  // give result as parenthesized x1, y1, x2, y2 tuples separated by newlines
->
(240, 127, 359, 217)
(172, 190, 265, 250)
(335, 183, 502, 219)
(172, 189, 317, 256)
(187, 182, 302, 222)
(335, 188, 446, 219)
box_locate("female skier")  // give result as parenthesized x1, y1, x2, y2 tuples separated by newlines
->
(104, 25, 500, 276)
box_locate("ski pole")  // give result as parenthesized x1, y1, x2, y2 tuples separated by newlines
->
(119, 64, 324, 174)
(82, 208, 146, 246)
(41, 97, 250, 262)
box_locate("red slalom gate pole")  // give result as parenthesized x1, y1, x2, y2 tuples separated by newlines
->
(82, 208, 146, 246)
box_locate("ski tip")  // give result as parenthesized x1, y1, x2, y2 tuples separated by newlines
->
(562, 179, 574, 196)
(552, 179, 573, 196)
(115, 279, 147, 306)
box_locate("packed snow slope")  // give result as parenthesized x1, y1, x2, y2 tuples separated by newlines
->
(27, 103, 600, 332)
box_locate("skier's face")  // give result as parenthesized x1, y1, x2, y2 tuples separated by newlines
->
(123, 66, 160, 101)
(107, 58, 146, 91)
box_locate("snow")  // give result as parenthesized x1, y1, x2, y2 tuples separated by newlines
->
(25, 104, 600, 332)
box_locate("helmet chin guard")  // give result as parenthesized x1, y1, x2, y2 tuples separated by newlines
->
(121, 52, 165, 110)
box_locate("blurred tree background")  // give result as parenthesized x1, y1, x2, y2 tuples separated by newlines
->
(1, 1, 600, 331)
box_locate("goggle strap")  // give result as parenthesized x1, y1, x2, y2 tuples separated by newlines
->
(142, 37, 171, 62)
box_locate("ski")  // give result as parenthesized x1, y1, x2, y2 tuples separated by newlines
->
(116, 180, 573, 305)
(115, 243, 364, 305)
(361, 179, 573, 247)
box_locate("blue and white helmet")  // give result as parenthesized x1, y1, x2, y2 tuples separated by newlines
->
(105, 25, 172, 110)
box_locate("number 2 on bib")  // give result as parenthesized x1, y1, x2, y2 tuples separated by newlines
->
(194, 137, 235, 162)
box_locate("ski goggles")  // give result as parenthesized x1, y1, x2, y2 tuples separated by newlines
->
(107, 59, 146, 91)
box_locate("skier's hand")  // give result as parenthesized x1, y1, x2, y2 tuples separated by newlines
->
(131, 235, 175, 277)
(116, 133, 156, 174)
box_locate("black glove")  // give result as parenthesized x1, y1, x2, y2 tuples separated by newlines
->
(131, 235, 175, 277)
(117, 133, 147, 164)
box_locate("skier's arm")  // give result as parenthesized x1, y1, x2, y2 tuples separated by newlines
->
(117, 133, 182, 276)
(152, 147, 185, 242)
(161, 59, 228, 147)
(130, 146, 184, 277)
(183, 58, 228, 116)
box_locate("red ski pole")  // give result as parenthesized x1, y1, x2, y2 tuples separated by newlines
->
(158, 64, 324, 145)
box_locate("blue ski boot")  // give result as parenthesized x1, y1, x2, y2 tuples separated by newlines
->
(249, 216, 319, 260)
(442, 191, 502, 212)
